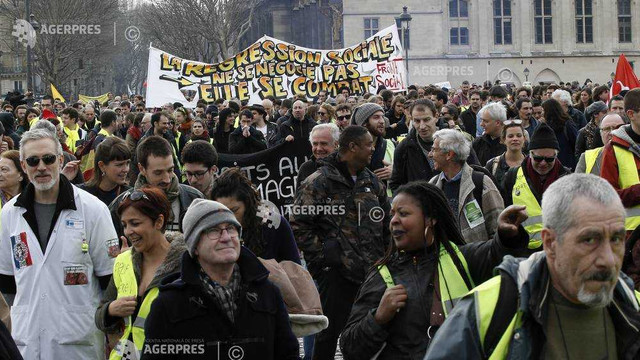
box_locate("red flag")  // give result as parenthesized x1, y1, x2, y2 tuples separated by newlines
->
(611, 54, 640, 98)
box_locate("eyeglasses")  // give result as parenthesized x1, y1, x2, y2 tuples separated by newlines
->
(503, 119, 523, 125)
(205, 225, 239, 240)
(600, 124, 623, 133)
(185, 170, 208, 179)
(318, 111, 327, 116)
(25, 154, 57, 167)
(125, 190, 150, 202)
(532, 154, 556, 163)
(337, 115, 351, 121)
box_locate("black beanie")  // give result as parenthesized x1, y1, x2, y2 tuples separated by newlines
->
(529, 123, 559, 150)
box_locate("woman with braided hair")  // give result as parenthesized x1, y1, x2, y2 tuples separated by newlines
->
(340, 181, 532, 360)
(211, 167, 301, 264)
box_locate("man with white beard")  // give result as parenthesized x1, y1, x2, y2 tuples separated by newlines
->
(425, 174, 640, 359)
(0, 129, 117, 359)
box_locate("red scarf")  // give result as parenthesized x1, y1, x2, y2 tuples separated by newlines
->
(179, 121, 193, 132)
(127, 126, 142, 141)
(526, 157, 562, 196)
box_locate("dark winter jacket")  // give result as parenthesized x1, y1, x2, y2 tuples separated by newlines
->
(425, 252, 640, 359)
(390, 129, 479, 193)
(389, 130, 437, 193)
(228, 126, 267, 154)
(290, 152, 391, 284)
(254, 216, 301, 264)
(260, 121, 279, 148)
(459, 107, 479, 138)
(472, 134, 506, 167)
(213, 126, 235, 153)
(340, 228, 531, 360)
(95, 232, 187, 333)
(296, 156, 321, 189)
(501, 157, 573, 206)
(141, 248, 300, 360)
(275, 115, 317, 145)
(575, 120, 603, 160)
(569, 105, 588, 130)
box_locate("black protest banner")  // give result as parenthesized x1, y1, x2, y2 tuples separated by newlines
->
(217, 140, 311, 214)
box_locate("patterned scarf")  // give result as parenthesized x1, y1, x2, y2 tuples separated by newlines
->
(134, 173, 180, 202)
(198, 264, 241, 323)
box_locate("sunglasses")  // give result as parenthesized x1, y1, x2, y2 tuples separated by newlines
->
(125, 190, 150, 202)
(532, 155, 556, 163)
(337, 115, 351, 121)
(503, 119, 523, 125)
(25, 154, 57, 167)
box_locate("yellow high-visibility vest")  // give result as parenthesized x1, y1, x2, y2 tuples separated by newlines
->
(64, 126, 81, 153)
(584, 147, 603, 175)
(512, 167, 542, 249)
(471, 274, 640, 359)
(109, 250, 160, 360)
(378, 241, 473, 317)
(613, 146, 640, 231)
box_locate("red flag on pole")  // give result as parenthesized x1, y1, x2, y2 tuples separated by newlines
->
(611, 54, 640, 99)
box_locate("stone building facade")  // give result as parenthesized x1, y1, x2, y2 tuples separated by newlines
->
(343, 0, 640, 87)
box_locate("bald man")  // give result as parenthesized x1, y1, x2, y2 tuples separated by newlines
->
(576, 113, 625, 174)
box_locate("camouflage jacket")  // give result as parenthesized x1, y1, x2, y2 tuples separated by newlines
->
(290, 152, 391, 284)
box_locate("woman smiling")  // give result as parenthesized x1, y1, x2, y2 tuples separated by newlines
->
(95, 186, 186, 358)
(80, 137, 132, 206)
(340, 182, 531, 360)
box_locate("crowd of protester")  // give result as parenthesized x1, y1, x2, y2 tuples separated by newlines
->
(0, 76, 639, 359)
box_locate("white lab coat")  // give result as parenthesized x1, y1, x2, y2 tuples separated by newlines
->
(0, 184, 117, 359)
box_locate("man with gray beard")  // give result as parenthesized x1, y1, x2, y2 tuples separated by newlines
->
(425, 174, 640, 359)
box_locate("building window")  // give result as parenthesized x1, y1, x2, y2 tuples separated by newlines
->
(450, 0, 468, 46)
(575, 0, 593, 43)
(618, 0, 632, 43)
(449, 0, 468, 18)
(534, 0, 553, 44)
(450, 27, 469, 45)
(364, 18, 379, 39)
(493, 0, 512, 44)
(395, 19, 410, 49)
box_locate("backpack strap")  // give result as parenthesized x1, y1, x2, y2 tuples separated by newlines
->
(471, 170, 485, 210)
(483, 271, 519, 357)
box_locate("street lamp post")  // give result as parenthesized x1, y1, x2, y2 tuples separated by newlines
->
(25, 11, 39, 94)
(523, 67, 530, 82)
(395, 6, 412, 87)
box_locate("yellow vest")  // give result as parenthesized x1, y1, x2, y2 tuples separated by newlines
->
(512, 167, 543, 249)
(110, 250, 160, 360)
(584, 147, 603, 175)
(98, 128, 113, 137)
(378, 242, 473, 317)
(64, 126, 81, 153)
(472, 274, 640, 359)
(612, 146, 640, 231)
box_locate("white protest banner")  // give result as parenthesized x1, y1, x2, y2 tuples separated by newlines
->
(145, 24, 406, 108)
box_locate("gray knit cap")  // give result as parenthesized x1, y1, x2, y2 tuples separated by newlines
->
(351, 103, 384, 126)
(182, 198, 242, 257)
(586, 101, 608, 121)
